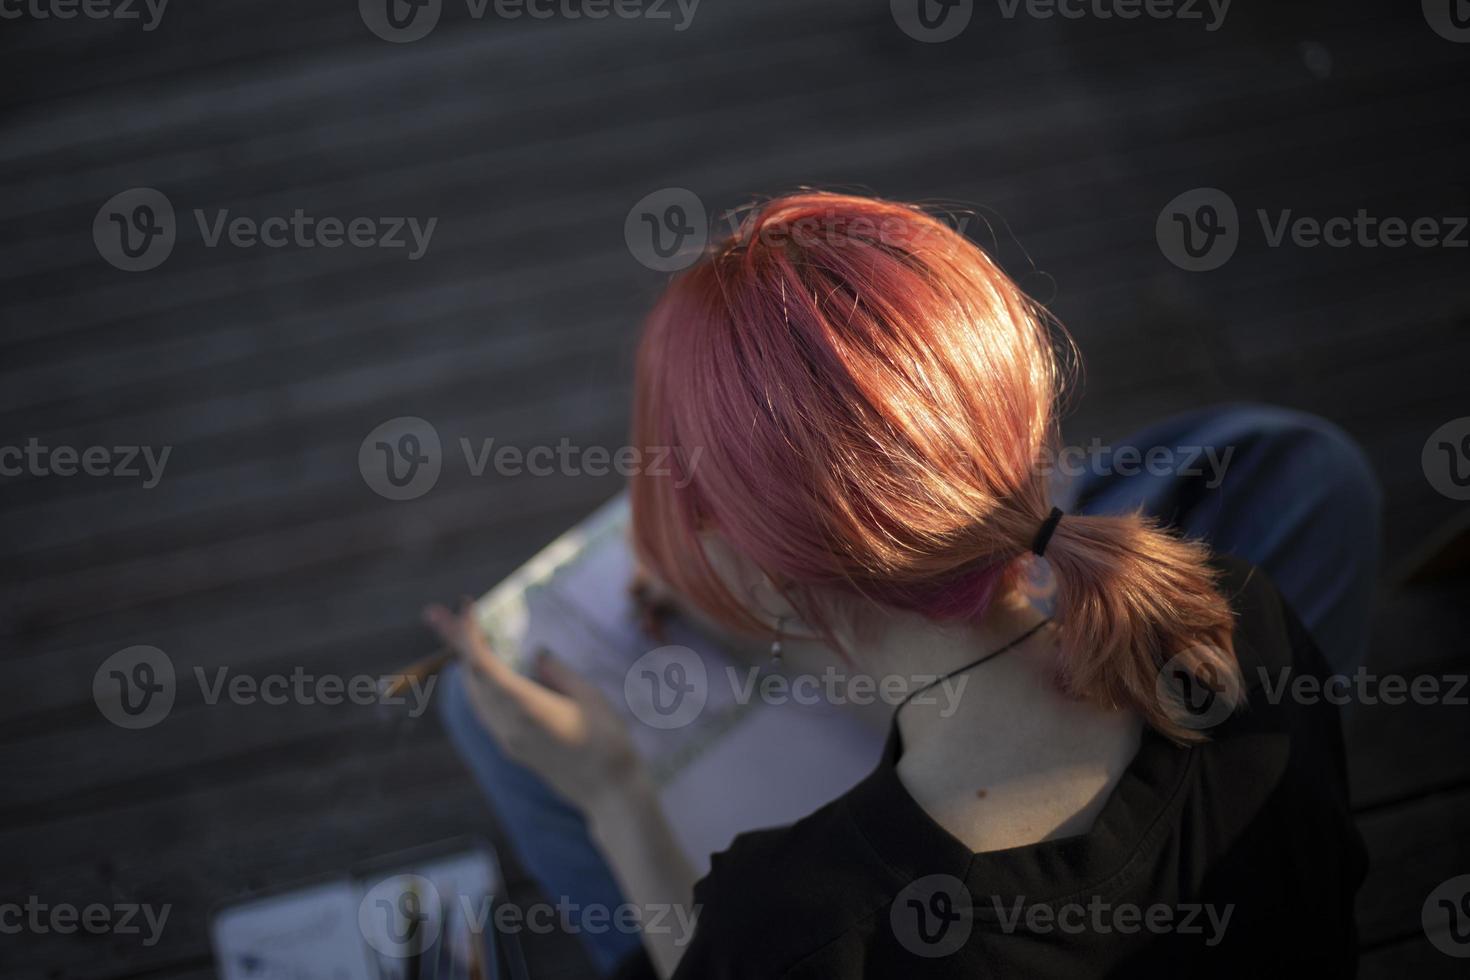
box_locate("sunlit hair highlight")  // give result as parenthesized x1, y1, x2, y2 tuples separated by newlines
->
(628, 192, 1241, 742)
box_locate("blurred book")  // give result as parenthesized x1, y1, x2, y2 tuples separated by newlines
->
(472, 492, 884, 871)
(212, 839, 512, 980)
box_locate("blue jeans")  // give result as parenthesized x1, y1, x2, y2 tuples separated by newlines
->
(439, 403, 1382, 975)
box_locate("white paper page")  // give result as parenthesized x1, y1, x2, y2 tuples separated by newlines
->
(213, 879, 375, 980)
(659, 698, 884, 872)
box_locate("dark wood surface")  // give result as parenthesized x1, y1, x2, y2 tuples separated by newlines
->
(2, 1, 1466, 977)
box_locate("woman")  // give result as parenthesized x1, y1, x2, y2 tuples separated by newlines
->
(428, 193, 1376, 978)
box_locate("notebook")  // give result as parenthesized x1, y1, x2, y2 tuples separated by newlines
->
(211, 840, 509, 980)
(472, 492, 886, 872)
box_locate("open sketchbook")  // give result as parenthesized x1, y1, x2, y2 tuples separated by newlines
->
(474, 492, 886, 872)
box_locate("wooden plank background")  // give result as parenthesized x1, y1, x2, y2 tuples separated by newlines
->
(1, 0, 1466, 976)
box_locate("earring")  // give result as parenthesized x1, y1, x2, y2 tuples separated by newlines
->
(770, 615, 785, 665)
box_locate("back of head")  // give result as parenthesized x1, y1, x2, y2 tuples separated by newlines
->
(629, 191, 1240, 742)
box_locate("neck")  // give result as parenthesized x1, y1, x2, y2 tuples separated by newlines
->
(855, 592, 1144, 851)
(847, 591, 1058, 747)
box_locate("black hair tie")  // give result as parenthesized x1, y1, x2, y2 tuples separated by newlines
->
(1031, 507, 1064, 557)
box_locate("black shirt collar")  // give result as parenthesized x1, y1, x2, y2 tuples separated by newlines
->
(841, 719, 1196, 909)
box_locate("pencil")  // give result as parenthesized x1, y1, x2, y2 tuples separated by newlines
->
(383, 650, 453, 699)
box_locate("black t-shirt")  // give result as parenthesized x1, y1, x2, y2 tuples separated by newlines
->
(615, 557, 1367, 979)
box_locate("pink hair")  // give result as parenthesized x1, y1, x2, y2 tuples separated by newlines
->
(628, 192, 1241, 742)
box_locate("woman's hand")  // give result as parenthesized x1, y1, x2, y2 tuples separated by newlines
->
(423, 602, 645, 815)
(425, 600, 700, 977)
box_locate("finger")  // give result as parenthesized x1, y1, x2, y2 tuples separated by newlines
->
(423, 604, 506, 677)
(423, 604, 577, 728)
(532, 648, 605, 705)
(422, 603, 478, 656)
(423, 604, 524, 710)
